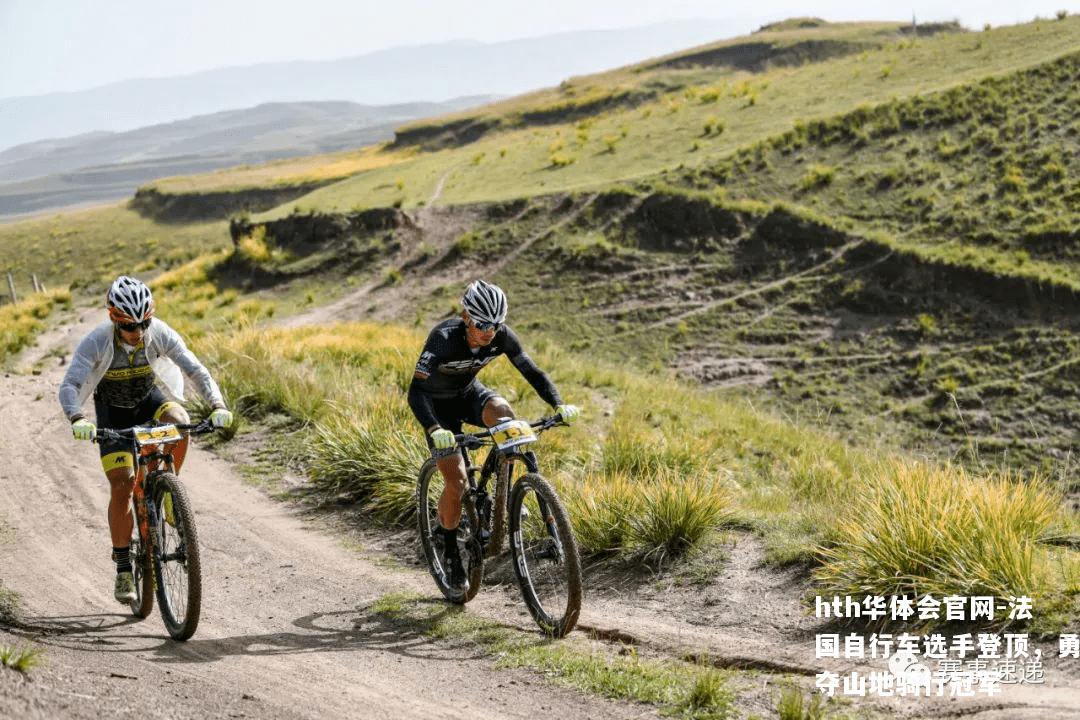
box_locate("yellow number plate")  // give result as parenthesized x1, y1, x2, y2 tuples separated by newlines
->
(134, 425, 183, 445)
(490, 420, 537, 451)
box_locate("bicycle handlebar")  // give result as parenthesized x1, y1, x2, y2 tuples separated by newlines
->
(453, 414, 564, 447)
(94, 417, 217, 444)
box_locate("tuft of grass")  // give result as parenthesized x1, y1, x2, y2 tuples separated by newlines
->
(0, 582, 21, 627)
(0, 643, 43, 673)
(816, 461, 1060, 601)
(776, 683, 828, 720)
(798, 164, 836, 191)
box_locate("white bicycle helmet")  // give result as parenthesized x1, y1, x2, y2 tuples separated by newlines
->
(106, 275, 155, 323)
(461, 280, 508, 326)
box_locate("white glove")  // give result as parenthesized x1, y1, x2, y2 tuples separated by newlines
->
(555, 404, 580, 424)
(430, 428, 455, 450)
(72, 418, 96, 441)
(210, 408, 233, 428)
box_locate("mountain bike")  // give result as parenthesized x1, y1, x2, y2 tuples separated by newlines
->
(95, 419, 215, 641)
(416, 415, 582, 638)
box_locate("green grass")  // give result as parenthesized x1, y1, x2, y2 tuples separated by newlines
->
(689, 50, 1080, 291)
(145, 144, 414, 194)
(0, 203, 230, 292)
(257, 17, 1080, 216)
(0, 289, 72, 366)
(777, 683, 830, 720)
(0, 643, 43, 674)
(186, 317, 1079, 629)
(368, 592, 736, 719)
(815, 461, 1066, 600)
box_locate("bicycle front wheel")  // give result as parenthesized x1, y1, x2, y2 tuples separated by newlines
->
(151, 473, 202, 640)
(484, 456, 515, 558)
(128, 497, 154, 619)
(416, 459, 483, 604)
(508, 473, 582, 638)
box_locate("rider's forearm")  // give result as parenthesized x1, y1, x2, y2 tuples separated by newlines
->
(510, 353, 563, 408)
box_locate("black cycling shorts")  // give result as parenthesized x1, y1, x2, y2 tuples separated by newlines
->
(423, 381, 501, 457)
(94, 387, 182, 471)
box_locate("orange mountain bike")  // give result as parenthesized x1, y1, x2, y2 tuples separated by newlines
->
(95, 419, 216, 641)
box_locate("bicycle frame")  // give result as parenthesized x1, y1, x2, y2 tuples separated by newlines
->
(455, 417, 560, 549)
(100, 421, 209, 561)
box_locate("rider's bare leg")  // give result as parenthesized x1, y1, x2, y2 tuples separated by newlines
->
(158, 405, 191, 473)
(481, 397, 515, 427)
(436, 453, 468, 530)
(106, 466, 136, 548)
(436, 397, 516, 530)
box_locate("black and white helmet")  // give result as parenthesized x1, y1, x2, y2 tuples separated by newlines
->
(106, 275, 154, 323)
(461, 280, 508, 326)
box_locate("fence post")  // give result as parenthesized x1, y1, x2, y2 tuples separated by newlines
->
(31, 274, 41, 293)
(6, 272, 17, 304)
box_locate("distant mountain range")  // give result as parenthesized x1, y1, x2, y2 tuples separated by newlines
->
(0, 19, 740, 152)
(0, 97, 492, 217)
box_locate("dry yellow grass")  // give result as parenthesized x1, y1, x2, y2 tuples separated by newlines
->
(148, 145, 415, 194)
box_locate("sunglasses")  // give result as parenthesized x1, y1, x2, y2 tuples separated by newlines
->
(118, 319, 151, 332)
(470, 320, 500, 332)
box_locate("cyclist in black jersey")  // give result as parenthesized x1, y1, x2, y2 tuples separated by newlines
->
(408, 280, 579, 591)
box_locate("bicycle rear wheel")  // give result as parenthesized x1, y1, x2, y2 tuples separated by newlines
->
(151, 473, 202, 640)
(416, 458, 483, 604)
(508, 473, 582, 638)
(128, 497, 154, 619)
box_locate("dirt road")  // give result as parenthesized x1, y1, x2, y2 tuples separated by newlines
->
(2, 311, 1077, 719)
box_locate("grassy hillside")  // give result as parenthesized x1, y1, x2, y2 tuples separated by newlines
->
(254, 17, 1079, 215)
(0, 204, 229, 292)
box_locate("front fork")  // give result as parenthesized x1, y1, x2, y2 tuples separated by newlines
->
(133, 453, 172, 566)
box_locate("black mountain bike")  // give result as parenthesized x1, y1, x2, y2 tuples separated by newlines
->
(416, 415, 582, 638)
(95, 419, 215, 641)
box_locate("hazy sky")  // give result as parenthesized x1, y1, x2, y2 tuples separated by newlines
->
(2, 0, 1077, 98)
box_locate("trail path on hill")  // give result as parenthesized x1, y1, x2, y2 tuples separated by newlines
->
(4, 311, 1078, 719)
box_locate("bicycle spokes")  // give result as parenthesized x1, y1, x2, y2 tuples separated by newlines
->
(157, 495, 189, 623)
(510, 476, 581, 636)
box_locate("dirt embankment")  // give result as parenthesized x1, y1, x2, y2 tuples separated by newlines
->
(130, 184, 335, 223)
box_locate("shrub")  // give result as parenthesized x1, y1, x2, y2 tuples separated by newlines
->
(799, 165, 836, 191)
(698, 87, 721, 104)
(237, 226, 272, 264)
(549, 153, 576, 168)
(1000, 165, 1027, 193)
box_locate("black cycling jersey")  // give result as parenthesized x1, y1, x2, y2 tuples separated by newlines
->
(407, 318, 562, 430)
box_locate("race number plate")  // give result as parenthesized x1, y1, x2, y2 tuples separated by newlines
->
(490, 419, 537, 451)
(134, 425, 183, 446)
